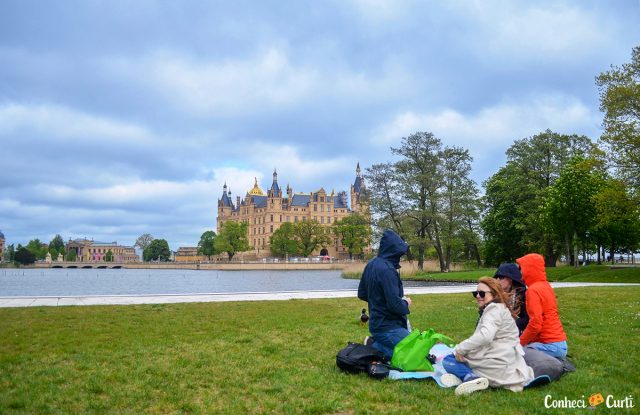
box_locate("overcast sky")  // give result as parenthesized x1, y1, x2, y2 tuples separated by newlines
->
(1, 1, 639, 249)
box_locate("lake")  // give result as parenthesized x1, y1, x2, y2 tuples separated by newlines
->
(0, 268, 361, 296)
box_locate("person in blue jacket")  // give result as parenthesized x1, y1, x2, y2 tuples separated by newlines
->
(358, 229, 411, 359)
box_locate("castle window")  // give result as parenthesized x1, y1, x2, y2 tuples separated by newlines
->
(270, 225, 273, 232)
(327, 216, 331, 223)
(320, 217, 324, 224)
(314, 204, 317, 211)
(320, 205, 324, 212)
(302, 217, 306, 221)
(320, 196, 324, 202)
(270, 215, 273, 222)
(279, 215, 282, 222)
(286, 216, 290, 222)
(294, 216, 298, 222)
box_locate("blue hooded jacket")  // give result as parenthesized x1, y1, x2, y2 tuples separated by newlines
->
(358, 230, 410, 333)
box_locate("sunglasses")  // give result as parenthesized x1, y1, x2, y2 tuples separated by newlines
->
(472, 290, 492, 298)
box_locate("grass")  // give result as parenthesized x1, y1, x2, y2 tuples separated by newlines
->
(1, 287, 639, 414)
(343, 264, 640, 283)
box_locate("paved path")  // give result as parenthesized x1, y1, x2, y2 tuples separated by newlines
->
(0, 282, 637, 308)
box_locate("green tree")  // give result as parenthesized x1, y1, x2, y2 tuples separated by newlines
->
(143, 239, 171, 262)
(481, 130, 595, 266)
(543, 157, 606, 266)
(269, 222, 299, 258)
(367, 132, 481, 271)
(134, 233, 154, 250)
(215, 221, 250, 261)
(593, 179, 640, 263)
(292, 220, 330, 257)
(596, 45, 640, 191)
(15, 246, 36, 265)
(332, 214, 371, 259)
(26, 239, 47, 260)
(48, 234, 65, 259)
(197, 230, 218, 260)
(105, 249, 114, 262)
(5, 244, 15, 262)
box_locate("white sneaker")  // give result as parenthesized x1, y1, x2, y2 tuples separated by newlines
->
(440, 373, 462, 388)
(455, 377, 489, 395)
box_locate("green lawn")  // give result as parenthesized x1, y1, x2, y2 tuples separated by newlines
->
(1, 287, 639, 414)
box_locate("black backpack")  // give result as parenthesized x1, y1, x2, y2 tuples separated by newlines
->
(336, 342, 391, 378)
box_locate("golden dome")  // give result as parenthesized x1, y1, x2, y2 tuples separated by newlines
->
(248, 177, 265, 196)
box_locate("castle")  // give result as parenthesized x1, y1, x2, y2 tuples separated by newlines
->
(217, 164, 369, 259)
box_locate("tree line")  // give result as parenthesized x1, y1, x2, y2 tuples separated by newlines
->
(196, 213, 372, 261)
(366, 45, 640, 270)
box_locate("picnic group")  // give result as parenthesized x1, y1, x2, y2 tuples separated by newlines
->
(355, 229, 575, 395)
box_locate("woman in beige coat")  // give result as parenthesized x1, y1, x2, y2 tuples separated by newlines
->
(442, 277, 534, 395)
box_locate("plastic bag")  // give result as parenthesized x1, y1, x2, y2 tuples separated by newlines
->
(390, 328, 456, 371)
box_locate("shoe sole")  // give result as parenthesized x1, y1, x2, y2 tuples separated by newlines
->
(440, 373, 462, 388)
(455, 377, 489, 395)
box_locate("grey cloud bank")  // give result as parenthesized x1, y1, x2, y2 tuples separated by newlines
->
(1, 0, 639, 249)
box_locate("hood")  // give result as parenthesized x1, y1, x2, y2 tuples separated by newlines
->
(493, 263, 525, 288)
(516, 253, 547, 286)
(378, 230, 409, 269)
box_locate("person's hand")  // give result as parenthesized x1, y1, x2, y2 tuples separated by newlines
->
(403, 296, 412, 307)
(455, 352, 466, 362)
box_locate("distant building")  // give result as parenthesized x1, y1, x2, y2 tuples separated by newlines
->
(174, 247, 205, 262)
(217, 164, 370, 259)
(65, 239, 140, 262)
(0, 230, 5, 261)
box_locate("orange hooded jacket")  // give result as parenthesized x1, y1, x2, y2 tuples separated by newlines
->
(516, 253, 567, 346)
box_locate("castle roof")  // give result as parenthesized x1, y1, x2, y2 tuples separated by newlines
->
(0, 230, 4, 239)
(291, 194, 311, 207)
(251, 195, 268, 208)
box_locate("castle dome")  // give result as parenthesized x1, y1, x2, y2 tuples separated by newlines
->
(248, 177, 265, 196)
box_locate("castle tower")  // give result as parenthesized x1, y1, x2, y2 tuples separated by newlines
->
(350, 162, 368, 215)
(217, 182, 235, 232)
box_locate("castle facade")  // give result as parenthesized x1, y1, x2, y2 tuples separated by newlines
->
(217, 164, 369, 259)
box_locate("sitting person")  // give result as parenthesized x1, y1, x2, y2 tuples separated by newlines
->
(516, 253, 568, 359)
(442, 277, 534, 395)
(357, 229, 411, 359)
(494, 263, 529, 334)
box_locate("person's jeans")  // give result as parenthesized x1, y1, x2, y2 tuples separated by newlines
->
(528, 341, 568, 359)
(442, 353, 477, 381)
(370, 327, 410, 359)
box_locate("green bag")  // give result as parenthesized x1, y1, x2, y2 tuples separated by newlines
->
(390, 328, 456, 372)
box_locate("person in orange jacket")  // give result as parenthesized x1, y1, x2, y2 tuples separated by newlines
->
(515, 253, 568, 358)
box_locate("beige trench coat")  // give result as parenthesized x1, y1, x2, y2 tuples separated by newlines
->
(456, 302, 534, 391)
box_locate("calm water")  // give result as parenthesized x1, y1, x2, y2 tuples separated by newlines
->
(0, 268, 359, 296)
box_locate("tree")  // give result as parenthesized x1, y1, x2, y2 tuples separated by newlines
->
(15, 246, 36, 265)
(197, 230, 218, 260)
(366, 132, 481, 271)
(3, 244, 15, 262)
(105, 249, 114, 262)
(543, 157, 606, 266)
(593, 179, 640, 263)
(143, 239, 171, 261)
(26, 239, 47, 260)
(333, 214, 371, 259)
(292, 220, 330, 257)
(596, 45, 640, 191)
(269, 222, 299, 258)
(215, 221, 250, 261)
(134, 233, 154, 250)
(48, 234, 65, 259)
(481, 130, 595, 266)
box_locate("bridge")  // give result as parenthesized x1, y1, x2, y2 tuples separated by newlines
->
(34, 262, 125, 269)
